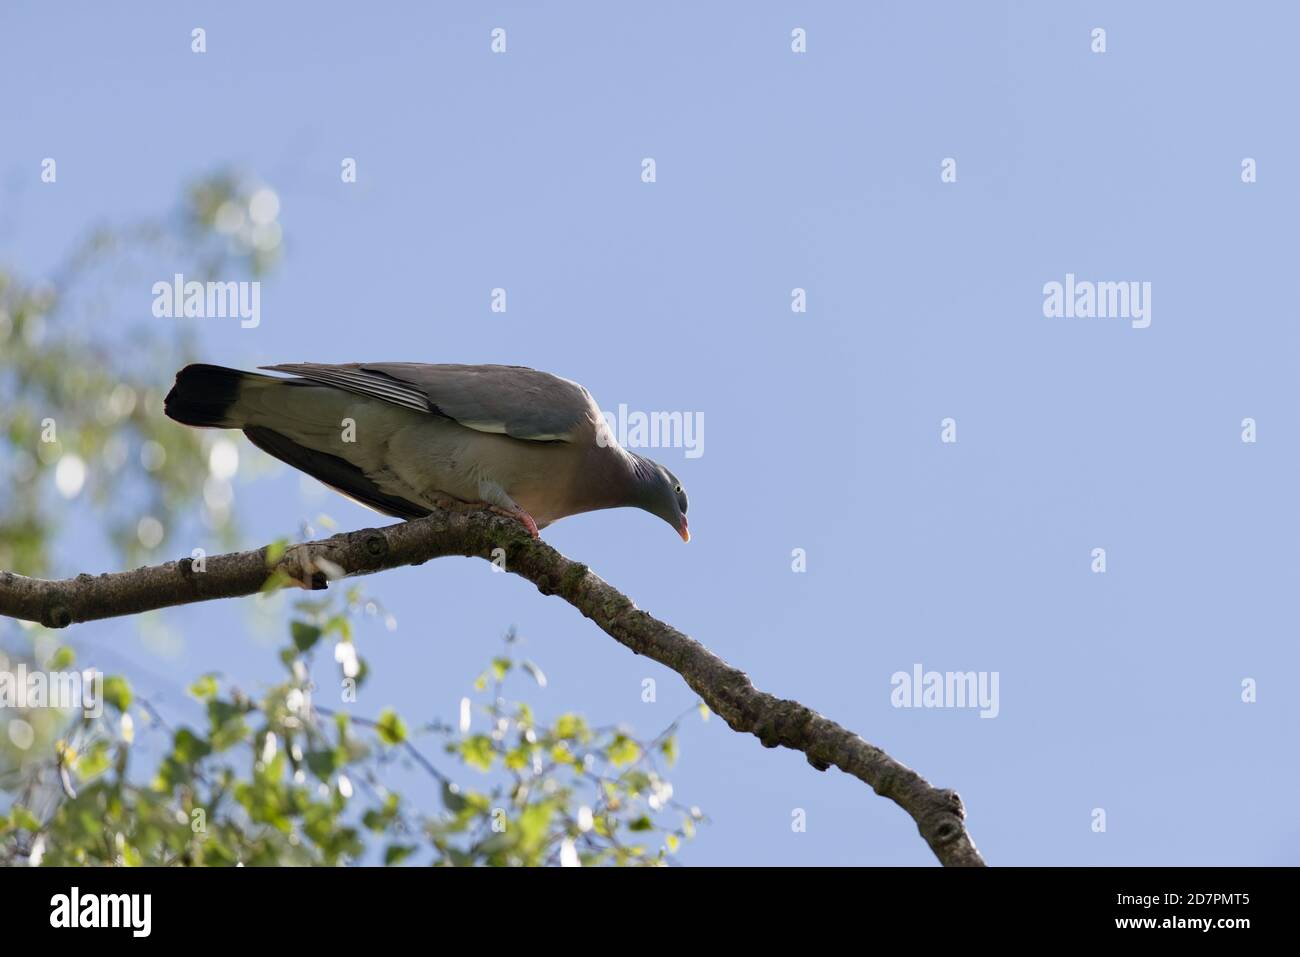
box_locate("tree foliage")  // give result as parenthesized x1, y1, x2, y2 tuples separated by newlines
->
(2, 594, 702, 867)
(0, 172, 272, 574)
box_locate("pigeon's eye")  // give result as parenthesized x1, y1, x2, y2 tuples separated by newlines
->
(674, 484, 682, 494)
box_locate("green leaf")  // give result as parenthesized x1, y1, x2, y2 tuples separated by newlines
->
(171, 727, 212, 763)
(622, 770, 652, 795)
(628, 815, 654, 832)
(490, 657, 512, 681)
(265, 538, 288, 566)
(102, 675, 132, 713)
(260, 568, 294, 594)
(305, 750, 338, 779)
(660, 735, 678, 767)
(441, 782, 468, 813)
(553, 713, 589, 742)
(206, 699, 247, 751)
(11, 806, 41, 831)
(375, 708, 407, 746)
(324, 614, 353, 640)
(291, 621, 323, 653)
(188, 674, 219, 700)
(48, 646, 75, 670)
(384, 844, 417, 866)
(74, 740, 112, 779)
(607, 735, 641, 768)
(515, 802, 554, 855)
(363, 794, 401, 832)
(459, 734, 494, 772)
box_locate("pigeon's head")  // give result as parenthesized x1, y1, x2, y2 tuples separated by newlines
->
(633, 455, 690, 542)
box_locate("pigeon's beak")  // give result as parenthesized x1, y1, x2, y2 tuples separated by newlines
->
(678, 516, 690, 543)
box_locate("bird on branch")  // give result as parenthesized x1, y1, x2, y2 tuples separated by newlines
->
(163, 362, 691, 542)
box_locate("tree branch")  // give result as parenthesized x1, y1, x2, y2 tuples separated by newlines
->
(0, 510, 985, 866)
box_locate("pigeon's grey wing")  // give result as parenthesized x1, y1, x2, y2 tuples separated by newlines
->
(260, 363, 598, 442)
(258, 363, 432, 415)
(243, 426, 429, 520)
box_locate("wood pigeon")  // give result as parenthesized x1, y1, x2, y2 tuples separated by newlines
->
(164, 362, 690, 541)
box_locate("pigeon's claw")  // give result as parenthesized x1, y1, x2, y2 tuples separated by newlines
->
(489, 505, 540, 539)
(430, 496, 539, 538)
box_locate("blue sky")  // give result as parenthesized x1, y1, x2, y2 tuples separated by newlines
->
(3, 1, 1297, 865)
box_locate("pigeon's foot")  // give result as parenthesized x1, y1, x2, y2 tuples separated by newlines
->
(430, 496, 539, 539)
(488, 505, 540, 539)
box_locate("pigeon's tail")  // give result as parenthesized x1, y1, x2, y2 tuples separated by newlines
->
(164, 363, 267, 428)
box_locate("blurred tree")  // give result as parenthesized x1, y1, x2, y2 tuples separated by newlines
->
(0, 171, 277, 574)
(2, 597, 701, 867)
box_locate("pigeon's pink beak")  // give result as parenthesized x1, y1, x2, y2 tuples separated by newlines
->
(678, 516, 690, 543)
